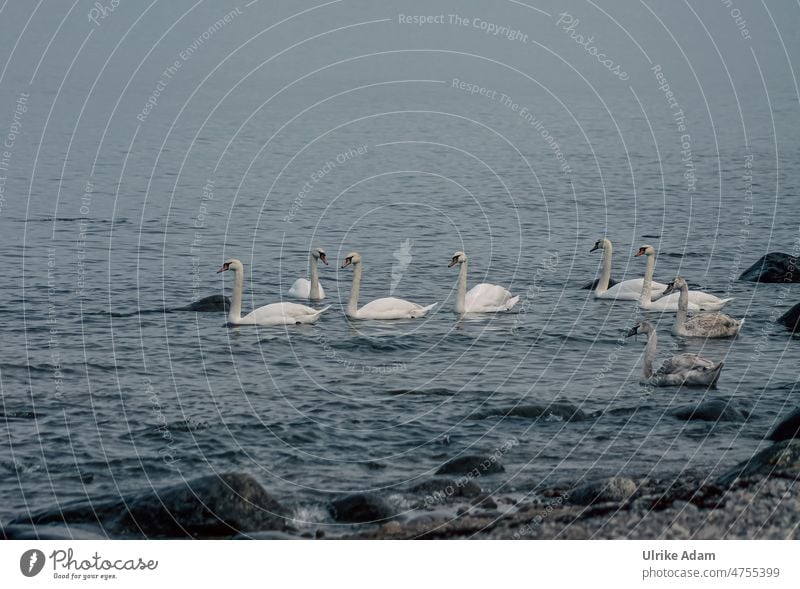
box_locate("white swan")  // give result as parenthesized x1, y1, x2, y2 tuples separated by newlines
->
(590, 238, 667, 300)
(341, 252, 436, 320)
(218, 259, 329, 326)
(627, 321, 724, 387)
(448, 251, 519, 313)
(287, 247, 327, 300)
(635, 245, 731, 312)
(663, 276, 744, 338)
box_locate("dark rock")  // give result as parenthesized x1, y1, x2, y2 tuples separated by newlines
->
(568, 477, 637, 506)
(435, 454, 505, 476)
(15, 473, 287, 538)
(739, 252, 799, 283)
(179, 294, 231, 312)
(670, 400, 746, 422)
(329, 493, 394, 523)
(410, 478, 482, 499)
(778, 303, 800, 333)
(767, 408, 800, 441)
(717, 439, 800, 487)
(233, 530, 296, 540)
(581, 277, 618, 290)
(473, 402, 590, 422)
(470, 494, 498, 510)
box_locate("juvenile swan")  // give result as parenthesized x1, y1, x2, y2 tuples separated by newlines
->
(288, 247, 328, 300)
(341, 252, 436, 320)
(663, 276, 744, 338)
(448, 251, 519, 313)
(635, 245, 731, 312)
(590, 238, 667, 300)
(218, 259, 329, 326)
(627, 321, 724, 387)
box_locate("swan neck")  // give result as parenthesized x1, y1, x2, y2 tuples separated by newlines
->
(676, 282, 689, 325)
(229, 267, 244, 324)
(309, 254, 320, 299)
(347, 261, 361, 315)
(456, 260, 468, 313)
(597, 243, 612, 293)
(643, 329, 656, 379)
(640, 253, 656, 305)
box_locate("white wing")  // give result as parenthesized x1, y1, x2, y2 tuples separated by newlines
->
(597, 278, 668, 301)
(240, 302, 327, 325)
(287, 279, 325, 299)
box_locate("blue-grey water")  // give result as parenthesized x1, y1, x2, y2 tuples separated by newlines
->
(1, 0, 799, 534)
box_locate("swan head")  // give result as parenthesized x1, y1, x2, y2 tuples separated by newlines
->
(626, 321, 654, 338)
(340, 251, 361, 268)
(448, 251, 467, 267)
(311, 247, 328, 265)
(216, 258, 243, 273)
(589, 238, 610, 253)
(662, 276, 687, 296)
(635, 244, 655, 257)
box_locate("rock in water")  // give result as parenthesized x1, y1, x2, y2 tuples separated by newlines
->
(435, 454, 505, 476)
(581, 277, 618, 290)
(717, 439, 800, 487)
(670, 400, 746, 422)
(16, 473, 287, 538)
(568, 477, 637, 506)
(778, 302, 800, 333)
(768, 408, 800, 441)
(180, 294, 231, 312)
(739, 252, 799, 283)
(329, 493, 394, 523)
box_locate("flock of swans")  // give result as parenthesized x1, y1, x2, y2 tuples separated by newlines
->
(216, 238, 745, 389)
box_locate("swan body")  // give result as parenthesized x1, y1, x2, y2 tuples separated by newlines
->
(341, 252, 436, 320)
(663, 277, 744, 338)
(635, 245, 731, 312)
(627, 321, 724, 387)
(218, 259, 329, 326)
(287, 247, 328, 300)
(590, 238, 667, 300)
(449, 251, 519, 313)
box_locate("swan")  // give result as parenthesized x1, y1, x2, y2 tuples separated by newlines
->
(662, 276, 744, 338)
(448, 251, 519, 313)
(287, 247, 327, 300)
(340, 252, 436, 320)
(217, 259, 329, 326)
(590, 238, 667, 300)
(627, 321, 724, 387)
(635, 245, 731, 312)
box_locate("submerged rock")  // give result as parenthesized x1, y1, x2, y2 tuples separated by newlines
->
(739, 252, 799, 283)
(178, 294, 231, 312)
(472, 403, 590, 422)
(581, 277, 618, 290)
(0, 524, 107, 540)
(767, 408, 800, 442)
(15, 473, 287, 538)
(670, 400, 746, 422)
(717, 439, 800, 487)
(568, 476, 637, 506)
(778, 302, 800, 333)
(435, 454, 505, 476)
(329, 493, 394, 523)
